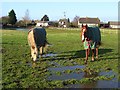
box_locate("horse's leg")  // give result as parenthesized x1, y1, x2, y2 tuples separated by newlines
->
(91, 49, 95, 61)
(32, 47, 38, 61)
(39, 46, 43, 57)
(96, 48, 98, 59)
(43, 44, 48, 54)
(88, 48, 90, 56)
(31, 47, 34, 59)
(85, 49, 88, 64)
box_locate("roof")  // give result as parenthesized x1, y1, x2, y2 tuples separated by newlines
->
(79, 17, 100, 24)
(39, 21, 48, 23)
(59, 18, 68, 22)
(109, 21, 120, 25)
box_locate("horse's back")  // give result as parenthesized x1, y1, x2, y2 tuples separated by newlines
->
(33, 27, 47, 47)
(87, 27, 101, 42)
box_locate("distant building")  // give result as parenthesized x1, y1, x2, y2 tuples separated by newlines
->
(108, 21, 120, 29)
(99, 22, 109, 28)
(36, 21, 59, 27)
(78, 17, 100, 27)
(36, 21, 49, 27)
(58, 18, 69, 28)
(0, 23, 2, 28)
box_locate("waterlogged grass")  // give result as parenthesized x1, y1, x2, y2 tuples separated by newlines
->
(1, 28, 119, 88)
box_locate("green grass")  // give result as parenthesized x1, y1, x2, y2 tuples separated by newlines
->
(1, 28, 119, 88)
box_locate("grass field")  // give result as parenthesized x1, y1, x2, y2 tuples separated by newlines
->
(1, 28, 120, 88)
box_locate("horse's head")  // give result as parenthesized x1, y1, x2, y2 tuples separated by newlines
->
(81, 24, 88, 42)
(81, 24, 88, 33)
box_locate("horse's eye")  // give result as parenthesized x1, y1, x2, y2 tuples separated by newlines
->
(34, 52, 36, 54)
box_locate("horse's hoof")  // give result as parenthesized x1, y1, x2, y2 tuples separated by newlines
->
(32, 60, 36, 63)
(91, 60, 94, 62)
(84, 61, 87, 64)
(96, 56, 98, 59)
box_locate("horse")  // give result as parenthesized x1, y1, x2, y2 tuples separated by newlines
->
(81, 24, 101, 64)
(28, 27, 48, 61)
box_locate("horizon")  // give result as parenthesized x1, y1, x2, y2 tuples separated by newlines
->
(1, 2, 118, 23)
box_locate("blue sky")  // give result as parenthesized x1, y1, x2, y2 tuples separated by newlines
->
(1, 2, 118, 22)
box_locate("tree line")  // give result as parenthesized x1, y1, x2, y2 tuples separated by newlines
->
(0, 9, 79, 28)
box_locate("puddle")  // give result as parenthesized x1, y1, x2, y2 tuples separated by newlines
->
(65, 79, 119, 88)
(49, 65, 85, 72)
(41, 53, 57, 58)
(48, 72, 84, 80)
(48, 65, 85, 80)
(47, 65, 119, 88)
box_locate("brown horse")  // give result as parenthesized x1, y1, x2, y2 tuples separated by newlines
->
(81, 24, 101, 64)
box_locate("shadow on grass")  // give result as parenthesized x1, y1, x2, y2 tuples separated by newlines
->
(42, 48, 113, 61)
(74, 48, 113, 58)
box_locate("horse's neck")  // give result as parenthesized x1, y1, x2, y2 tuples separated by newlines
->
(83, 32, 87, 37)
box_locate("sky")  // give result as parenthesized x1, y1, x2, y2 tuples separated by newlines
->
(1, 1, 119, 22)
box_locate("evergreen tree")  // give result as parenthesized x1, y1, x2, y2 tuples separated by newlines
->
(41, 15, 49, 21)
(8, 9, 17, 25)
(68, 18, 70, 23)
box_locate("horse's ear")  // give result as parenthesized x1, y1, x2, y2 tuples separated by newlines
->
(86, 24, 88, 28)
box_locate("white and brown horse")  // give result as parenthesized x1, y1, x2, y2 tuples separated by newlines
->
(81, 24, 101, 64)
(28, 27, 48, 61)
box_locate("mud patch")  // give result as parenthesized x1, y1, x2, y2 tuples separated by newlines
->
(47, 65, 119, 88)
(48, 65, 85, 80)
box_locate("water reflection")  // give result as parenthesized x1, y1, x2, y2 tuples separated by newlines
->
(2, 28, 29, 31)
(42, 53, 57, 58)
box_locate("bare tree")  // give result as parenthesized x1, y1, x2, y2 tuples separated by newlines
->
(22, 9, 30, 26)
(71, 15, 80, 27)
(73, 15, 80, 23)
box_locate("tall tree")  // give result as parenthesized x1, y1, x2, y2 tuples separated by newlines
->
(23, 9, 30, 26)
(73, 15, 79, 23)
(41, 15, 49, 21)
(8, 9, 17, 25)
(23, 9, 30, 21)
(22, 9, 30, 26)
(67, 18, 70, 23)
(72, 15, 80, 27)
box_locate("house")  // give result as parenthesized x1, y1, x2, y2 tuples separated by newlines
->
(0, 23, 2, 28)
(108, 21, 120, 29)
(78, 17, 100, 27)
(36, 21, 49, 27)
(58, 18, 69, 28)
(99, 22, 109, 28)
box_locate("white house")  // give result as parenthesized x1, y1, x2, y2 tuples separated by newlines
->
(58, 18, 69, 28)
(108, 21, 120, 29)
(36, 21, 49, 27)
